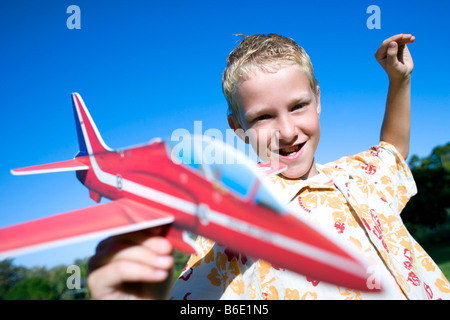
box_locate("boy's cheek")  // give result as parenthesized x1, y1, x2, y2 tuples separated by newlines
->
(248, 138, 272, 162)
(246, 129, 280, 161)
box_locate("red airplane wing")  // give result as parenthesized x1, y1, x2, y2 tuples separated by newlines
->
(11, 158, 89, 175)
(0, 198, 176, 259)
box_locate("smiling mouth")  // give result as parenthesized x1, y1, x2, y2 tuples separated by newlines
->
(277, 142, 306, 157)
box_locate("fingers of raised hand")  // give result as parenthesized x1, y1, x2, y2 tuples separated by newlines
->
(375, 34, 415, 61)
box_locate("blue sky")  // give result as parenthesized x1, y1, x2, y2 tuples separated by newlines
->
(1, 0, 449, 268)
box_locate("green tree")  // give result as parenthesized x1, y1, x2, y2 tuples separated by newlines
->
(0, 259, 26, 300)
(0, 257, 93, 300)
(402, 142, 450, 246)
(408, 142, 450, 170)
(48, 265, 70, 298)
(59, 258, 91, 300)
(173, 250, 190, 280)
(403, 142, 450, 227)
(6, 277, 56, 300)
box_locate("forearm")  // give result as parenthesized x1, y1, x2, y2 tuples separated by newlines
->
(380, 77, 411, 159)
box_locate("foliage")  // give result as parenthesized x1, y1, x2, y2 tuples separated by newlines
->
(173, 250, 190, 280)
(6, 277, 56, 300)
(402, 142, 450, 245)
(0, 252, 189, 300)
(0, 259, 26, 299)
(408, 142, 450, 171)
(0, 257, 91, 300)
(423, 243, 450, 280)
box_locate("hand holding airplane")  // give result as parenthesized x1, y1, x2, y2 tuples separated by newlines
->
(1, 93, 376, 292)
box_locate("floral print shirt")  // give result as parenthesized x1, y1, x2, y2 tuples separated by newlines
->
(170, 142, 450, 300)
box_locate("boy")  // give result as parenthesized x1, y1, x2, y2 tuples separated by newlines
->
(87, 34, 450, 299)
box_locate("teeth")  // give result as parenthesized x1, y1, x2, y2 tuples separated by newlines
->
(279, 144, 301, 156)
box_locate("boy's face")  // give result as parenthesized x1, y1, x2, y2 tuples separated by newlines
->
(229, 64, 321, 180)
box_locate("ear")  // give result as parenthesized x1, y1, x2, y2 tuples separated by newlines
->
(228, 114, 249, 144)
(315, 86, 321, 117)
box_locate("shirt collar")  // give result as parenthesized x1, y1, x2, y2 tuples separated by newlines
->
(268, 164, 339, 204)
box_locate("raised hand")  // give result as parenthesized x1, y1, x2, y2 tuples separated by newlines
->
(375, 34, 415, 82)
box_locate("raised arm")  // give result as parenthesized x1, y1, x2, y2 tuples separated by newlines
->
(375, 34, 415, 159)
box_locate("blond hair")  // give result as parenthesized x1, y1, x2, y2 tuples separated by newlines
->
(222, 33, 318, 122)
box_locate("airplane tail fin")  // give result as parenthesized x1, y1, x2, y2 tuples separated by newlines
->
(71, 92, 112, 157)
(11, 93, 111, 176)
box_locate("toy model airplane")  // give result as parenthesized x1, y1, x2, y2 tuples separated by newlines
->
(1, 93, 376, 292)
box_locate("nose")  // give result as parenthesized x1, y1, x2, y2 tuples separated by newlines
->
(277, 115, 298, 144)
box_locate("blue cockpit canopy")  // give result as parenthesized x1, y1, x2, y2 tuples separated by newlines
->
(166, 135, 286, 214)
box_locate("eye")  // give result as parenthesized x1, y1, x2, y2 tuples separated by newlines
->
(254, 114, 271, 122)
(291, 104, 305, 111)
